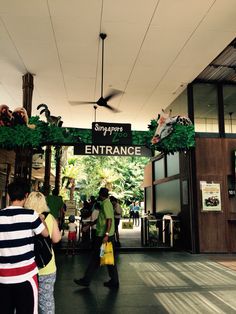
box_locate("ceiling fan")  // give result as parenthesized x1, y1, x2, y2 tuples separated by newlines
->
(69, 33, 123, 112)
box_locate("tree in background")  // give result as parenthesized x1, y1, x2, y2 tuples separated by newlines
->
(61, 156, 86, 202)
(61, 148, 149, 207)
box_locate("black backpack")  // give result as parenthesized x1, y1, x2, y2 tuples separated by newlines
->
(34, 212, 53, 269)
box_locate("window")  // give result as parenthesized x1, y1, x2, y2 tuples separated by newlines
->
(224, 85, 236, 134)
(193, 83, 218, 133)
(167, 153, 179, 176)
(155, 180, 181, 215)
(154, 157, 165, 180)
(145, 187, 152, 213)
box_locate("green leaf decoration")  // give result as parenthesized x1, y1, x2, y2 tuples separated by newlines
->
(0, 115, 195, 153)
(150, 124, 195, 154)
(148, 119, 158, 131)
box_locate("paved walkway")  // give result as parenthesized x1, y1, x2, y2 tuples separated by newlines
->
(61, 218, 143, 249)
(55, 251, 236, 313)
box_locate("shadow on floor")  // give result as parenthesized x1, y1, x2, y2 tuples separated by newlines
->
(55, 250, 236, 314)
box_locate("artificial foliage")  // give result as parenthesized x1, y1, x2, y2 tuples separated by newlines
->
(149, 118, 195, 154)
(132, 130, 151, 146)
(0, 120, 41, 149)
(0, 116, 81, 149)
(0, 113, 195, 152)
(0, 115, 153, 149)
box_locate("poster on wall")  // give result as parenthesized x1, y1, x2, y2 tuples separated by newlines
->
(201, 183, 221, 211)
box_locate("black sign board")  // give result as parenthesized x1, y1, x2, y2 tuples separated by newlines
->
(92, 122, 132, 145)
(74, 144, 152, 157)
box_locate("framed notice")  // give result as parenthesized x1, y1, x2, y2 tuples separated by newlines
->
(65, 200, 77, 216)
(201, 183, 221, 211)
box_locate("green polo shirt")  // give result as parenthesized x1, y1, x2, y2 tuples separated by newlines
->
(96, 198, 115, 237)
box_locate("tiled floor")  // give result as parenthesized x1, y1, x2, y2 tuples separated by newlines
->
(209, 255, 236, 272)
(55, 251, 236, 313)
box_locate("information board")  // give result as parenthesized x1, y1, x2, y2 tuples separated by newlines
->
(65, 200, 77, 216)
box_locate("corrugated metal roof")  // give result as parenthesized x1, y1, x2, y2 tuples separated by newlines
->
(197, 38, 236, 83)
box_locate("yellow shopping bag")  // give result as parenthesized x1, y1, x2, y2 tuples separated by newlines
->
(100, 242, 114, 266)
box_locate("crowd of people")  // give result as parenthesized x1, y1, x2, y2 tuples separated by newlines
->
(0, 178, 142, 313)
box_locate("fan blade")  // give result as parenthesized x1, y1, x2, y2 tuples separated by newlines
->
(104, 89, 124, 102)
(69, 101, 97, 105)
(103, 102, 121, 113)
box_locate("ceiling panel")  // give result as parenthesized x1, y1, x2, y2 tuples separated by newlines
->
(0, 0, 48, 17)
(151, 0, 214, 29)
(0, 0, 234, 130)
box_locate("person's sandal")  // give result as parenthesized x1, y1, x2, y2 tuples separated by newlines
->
(73, 278, 90, 287)
(103, 280, 119, 289)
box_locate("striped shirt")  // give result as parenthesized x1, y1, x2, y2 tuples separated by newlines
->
(0, 206, 45, 284)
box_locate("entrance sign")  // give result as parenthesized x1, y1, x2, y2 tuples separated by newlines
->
(92, 122, 132, 145)
(74, 144, 152, 157)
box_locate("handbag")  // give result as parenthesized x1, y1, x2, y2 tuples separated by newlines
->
(100, 242, 114, 266)
(34, 213, 53, 269)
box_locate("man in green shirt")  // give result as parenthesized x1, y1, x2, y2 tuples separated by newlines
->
(74, 188, 119, 288)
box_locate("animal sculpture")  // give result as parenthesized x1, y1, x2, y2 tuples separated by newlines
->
(152, 109, 192, 144)
(37, 104, 63, 127)
(0, 105, 13, 126)
(0, 105, 35, 128)
(12, 107, 29, 126)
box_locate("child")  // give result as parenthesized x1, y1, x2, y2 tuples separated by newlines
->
(67, 215, 77, 255)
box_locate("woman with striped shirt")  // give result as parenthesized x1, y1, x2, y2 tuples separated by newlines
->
(0, 180, 49, 314)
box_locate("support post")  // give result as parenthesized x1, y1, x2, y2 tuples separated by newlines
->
(43, 146, 52, 196)
(14, 73, 34, 182)
(22, 72, 34, 117)
(55, 145, 62, 193)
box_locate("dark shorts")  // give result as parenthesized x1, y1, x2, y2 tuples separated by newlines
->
(0, 274, 38, 314)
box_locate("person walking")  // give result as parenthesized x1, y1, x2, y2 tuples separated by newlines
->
(110, 196, 122, 247)
(134, 201, 140, 227)
(89, 199, 101, 246)
(0, 181, 49, 314)
(129, 202, 135, 223)
(74, 187, 119, 289)
(24, 191, 61, 314)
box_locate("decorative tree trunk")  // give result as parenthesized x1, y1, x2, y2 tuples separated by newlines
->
(14, 73, 34, 182)
(55, 145, 62, 193)
(69, 178, 75, 201)
(43, 146, 52, 196)
(22, 72, 34, 117)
